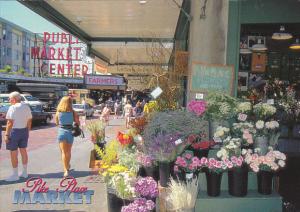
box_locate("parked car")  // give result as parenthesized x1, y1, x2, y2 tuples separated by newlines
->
(0, 104, 9, 125)
(94, 103, 105, 114)
(0, 94, 46, 108)
(30, 105, 53, 125)
(73, 104, 94, 117)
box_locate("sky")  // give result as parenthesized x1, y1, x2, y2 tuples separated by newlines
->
(0, 1, 63, 33)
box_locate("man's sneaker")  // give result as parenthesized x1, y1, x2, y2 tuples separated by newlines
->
(5, 174, 19, 182)
(19, 172, 28, 178)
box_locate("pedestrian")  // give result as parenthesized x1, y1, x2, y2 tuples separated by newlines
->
(55, 96, 80, 177)
(5, 91, 32, 182)
(100, 104, 111, 125)
(134, 101, 143, 117)
(114, 100, 121, 118)
(124, 100, 133, 128)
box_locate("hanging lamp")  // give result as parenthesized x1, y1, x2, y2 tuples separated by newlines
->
(252, 39, 267, 51)
(272, 26, 293, 40)
(289, 39, 300, 50)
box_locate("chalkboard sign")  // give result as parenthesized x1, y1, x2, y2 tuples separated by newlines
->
(190, 62, 235, 95)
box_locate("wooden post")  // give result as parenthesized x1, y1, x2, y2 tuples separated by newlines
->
(158, 182, 169, 212)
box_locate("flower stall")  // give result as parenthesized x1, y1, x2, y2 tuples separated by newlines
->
(92, 90, 288, 212)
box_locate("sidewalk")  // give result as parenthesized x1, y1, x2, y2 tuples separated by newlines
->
(0, 117, 126, 212)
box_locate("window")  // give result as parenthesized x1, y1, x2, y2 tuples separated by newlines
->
(6, 48, 11, 57)
(2, 29, 6, 40)
(16, 35, 19, 45)
(23, 52, 25, 60)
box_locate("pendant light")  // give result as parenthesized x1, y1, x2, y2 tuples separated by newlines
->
(289, 39, 300, 50)
(272, 26, 293, 40)
(252, 39, 267, 51)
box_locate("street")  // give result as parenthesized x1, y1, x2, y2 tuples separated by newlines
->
(0, 114, 126, 212)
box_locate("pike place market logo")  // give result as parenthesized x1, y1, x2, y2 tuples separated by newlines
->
(13, 177, 94, 204)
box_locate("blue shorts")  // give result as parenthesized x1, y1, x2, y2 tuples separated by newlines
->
(57, 128, 74, 144)
(6, 128, 29, 151)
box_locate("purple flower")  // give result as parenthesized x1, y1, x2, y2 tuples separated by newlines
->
(121, 198, 155, 212)
(135, 177, 159, 198)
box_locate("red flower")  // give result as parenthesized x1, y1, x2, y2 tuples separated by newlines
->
(191, 141, 215, 150)
(117, 132, 133, 146)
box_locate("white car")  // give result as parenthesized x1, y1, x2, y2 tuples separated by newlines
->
(0, 93, 45, 107)
(73, 104, 94, 117)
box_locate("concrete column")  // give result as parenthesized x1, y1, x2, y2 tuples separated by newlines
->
(187, 0, 229, 100)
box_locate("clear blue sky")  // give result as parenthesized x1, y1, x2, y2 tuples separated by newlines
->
(0, 1, 63, 33)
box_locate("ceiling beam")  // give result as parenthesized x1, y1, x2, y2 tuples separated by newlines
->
(90, 37, 174, 42)
(18, 0, 92, 44)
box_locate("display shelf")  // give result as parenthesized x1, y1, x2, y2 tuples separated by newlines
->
(195, 190, 282, 212)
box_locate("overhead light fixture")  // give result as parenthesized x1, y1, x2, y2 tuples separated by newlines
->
(272, 25, 293, 40)
(290, 39, 300, 50)
(139, 0, 147, 4)
(252, 39, 267, 51)
(240, 48, 252, 54)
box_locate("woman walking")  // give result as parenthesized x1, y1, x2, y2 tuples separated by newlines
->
(55, 96, 80, 177)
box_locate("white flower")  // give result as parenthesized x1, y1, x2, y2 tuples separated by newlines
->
(256, 120, 265, 129)
(237, 102, 251, 113)
(223, 127, 230, 132)
(278, 160, 285, 168)
(214, 130, 224, 138)
(238, 113, 248, 122)
(242, 149, 247, 155)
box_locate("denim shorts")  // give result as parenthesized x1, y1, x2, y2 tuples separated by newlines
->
(57, 128, 74, 144)
(6, 128, 29, 151)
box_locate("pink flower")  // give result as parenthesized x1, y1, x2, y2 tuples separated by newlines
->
(188, 164, 194, 171)
(215, 161, 222, 168)
(209, 158, 216, 165)
(238, 113, 248, 121)
(185, 153, 193, 160)
(236, 159, 243, 167)
(231, 156, 238, 164)
(200, 157, 208, 165)
(174, 165, 179, 172)
(227, 161, 233, 169)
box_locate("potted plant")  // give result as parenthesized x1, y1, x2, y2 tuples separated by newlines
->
(199, 157, 227, 197)
(117, 146, 140, 174)
(137, 153, 159, 181)
(143, 110, 205, 187)
(186, 134, 215, 158)
(174, 150, 200, 182)
(86, 120, 105, 166)
(243, 148, 286, 195)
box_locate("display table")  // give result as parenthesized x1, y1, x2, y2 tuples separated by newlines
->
(195, 171, 282, 212)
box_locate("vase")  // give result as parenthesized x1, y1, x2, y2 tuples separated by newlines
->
(159, 161, 170, 187)
(257, 171, 273, 195)
(107, 188, 132, 212)
(206, 171, 222, 197)
(144, 165, 160, 181)
(254, 136, 269, 155)
(228, 165, 248, 197)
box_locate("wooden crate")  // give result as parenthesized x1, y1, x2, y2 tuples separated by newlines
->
(89, 149, 102, 169)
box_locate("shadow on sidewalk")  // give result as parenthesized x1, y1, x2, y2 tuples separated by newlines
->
(0, 170, 92, 185)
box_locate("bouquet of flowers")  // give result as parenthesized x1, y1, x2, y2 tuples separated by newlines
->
(143, 110, 207, 162)
(117, 132, 134, 146)
(253, 103, 276, 120)
(216, 137, 241, 160)
(254, 120, 280, 146)
(86, 120, 105, 144)
(135, 177, 158, 199)
(205, 92, 238, 121)
(213, 126, 230, 142)
(101, 164, 128, 184)
(121, 198, 155, 212)
(232, 122, 256, 146)
(118, 146, 140, 173)
(199, 157, 227, 174)
(243, 148, 286, 172)
(174, 150, 200, 174)
(236, 102, 252, 114)
(187, 100, 206, 116)
(137, 152, 155, 168)
(111, 172, 137, 200)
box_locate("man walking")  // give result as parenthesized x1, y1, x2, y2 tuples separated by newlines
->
(5, 92, 32, 182)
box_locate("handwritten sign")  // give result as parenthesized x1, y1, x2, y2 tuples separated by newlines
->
(190, 62, 234, 95)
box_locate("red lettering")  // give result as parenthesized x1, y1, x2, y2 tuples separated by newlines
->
(24, 177, 49, 193)
(57, 48, 64, 60)
(66, 64, 72, 75)
(57, 64, 65, 75)
(40, 47, 47, 59)
(49, 63, 55, 75)
(73, 47, 81, 60)
(43, 32, 50, 43)
(59, 177, 87, 193)
(74, 64, 80, 76)
(65, 47, 72, 60)
(82, 65, 88, 75)
(52, 33, 59, 43)
(61, 33, 68, 44)
(31, 47, 40, 59)
(48, 47, 55, 60)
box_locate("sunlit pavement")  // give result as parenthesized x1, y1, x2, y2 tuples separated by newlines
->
(0, 115, 126, 212)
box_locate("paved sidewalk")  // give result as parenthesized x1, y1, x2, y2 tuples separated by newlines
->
(0, 117, 126, 212)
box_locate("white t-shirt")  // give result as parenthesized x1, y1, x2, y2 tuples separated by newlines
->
(6, 103, 32, 129)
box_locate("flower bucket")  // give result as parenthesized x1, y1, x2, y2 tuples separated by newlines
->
(254, 136, 269, 156)
(257, 171, 273, 195)
(159, 161, 170, 187)
(228, 165, 248, 197)
(206, 171, 222, 197)
(145, 165, 160, 181)
(107, 189, 132, 212)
